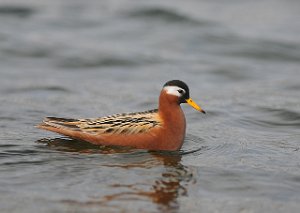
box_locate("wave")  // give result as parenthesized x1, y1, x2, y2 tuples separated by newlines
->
(0, 6, 34, 18)
(127, 7, 211, 26)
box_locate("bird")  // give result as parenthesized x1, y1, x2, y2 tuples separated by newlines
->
(37, 80, 205, 151)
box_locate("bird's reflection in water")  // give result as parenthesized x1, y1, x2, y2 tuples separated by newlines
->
(36, 137, 136, 154)
(103, 152, 194, 212)
(36, 138, 196, 212)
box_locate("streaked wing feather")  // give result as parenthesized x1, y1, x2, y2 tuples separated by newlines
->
(43, 109, 162, 135)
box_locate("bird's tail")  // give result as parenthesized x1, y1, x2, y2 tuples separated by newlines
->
(37, 117, 81, 131)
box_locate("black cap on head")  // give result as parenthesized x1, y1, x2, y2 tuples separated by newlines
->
(163, 80, 190, 103)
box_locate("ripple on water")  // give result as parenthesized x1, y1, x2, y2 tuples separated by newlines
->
(179, 134, 209, 155)
(0, 144, 54, 170)
(236, 107, 300, 133)
(35, 135, 209, 156)
(2, 44, 53, 58)
(56, 54, 141, 69)
(127, 7, 208, 25)
(5, 85, 71, 94)
(232, 39, 300, 62)
(0, 6, 35, 18)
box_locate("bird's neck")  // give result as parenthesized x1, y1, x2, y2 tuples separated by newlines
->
(158, 91, 185, 124)
(157, 90, 186, 150)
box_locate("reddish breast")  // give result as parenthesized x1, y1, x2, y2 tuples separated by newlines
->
(155, 90, 186, 150)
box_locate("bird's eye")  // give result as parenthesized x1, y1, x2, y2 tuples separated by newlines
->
(178, 89, 184, 94)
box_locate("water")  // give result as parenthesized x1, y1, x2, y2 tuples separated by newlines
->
(1, 0, 300, 212)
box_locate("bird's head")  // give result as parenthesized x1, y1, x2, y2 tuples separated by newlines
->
(162, 80, 205, 114)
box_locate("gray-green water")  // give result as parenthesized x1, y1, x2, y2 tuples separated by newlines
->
(1, 0, 300, 212)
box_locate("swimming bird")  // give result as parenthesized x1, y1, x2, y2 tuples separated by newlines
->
(37, 80, 205, 151)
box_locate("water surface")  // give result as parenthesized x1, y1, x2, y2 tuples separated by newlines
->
(1, 0, 300, 212)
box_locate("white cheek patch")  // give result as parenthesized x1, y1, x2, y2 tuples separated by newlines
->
(164, 86, 185, 97)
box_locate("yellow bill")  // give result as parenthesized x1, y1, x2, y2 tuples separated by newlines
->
(186, 98, 206, 114)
